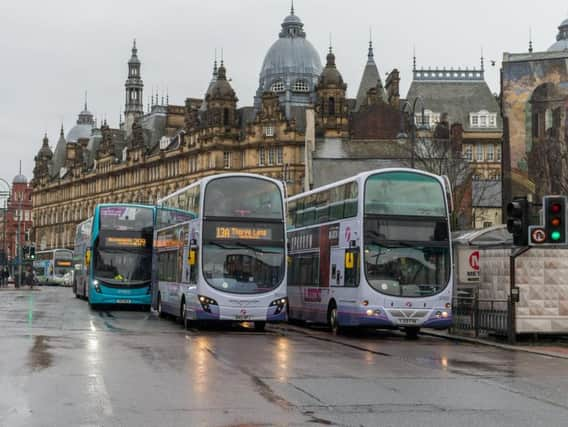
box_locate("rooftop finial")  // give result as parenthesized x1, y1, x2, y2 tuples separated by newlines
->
(60, 123, 64, 137)
(214, 48, 218, 76)
(480, 47, 484, 71)
(329, 32, 333, 54)
(291, 0, 294, 15)
(367, 28, 374, 62)
(529, 27, 533, 53)
(220, 48, 224, 67)
(413, 46, 416, 72)
(19, 160, 22, 175)
(84, 90, 88, 111)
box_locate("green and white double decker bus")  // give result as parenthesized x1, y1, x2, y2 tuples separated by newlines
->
(286, 168, 454, 338)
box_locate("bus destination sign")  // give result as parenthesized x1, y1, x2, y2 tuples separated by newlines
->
(105, 237, 147, 248)
(55, 260, 72, 267)
(215, 226, 272, 240)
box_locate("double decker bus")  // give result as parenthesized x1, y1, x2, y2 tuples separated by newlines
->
(286, 168, 453, 338)
(154, 173, 287, 331)
(33, 249, 74, 285)
(73, 204, 155, 308)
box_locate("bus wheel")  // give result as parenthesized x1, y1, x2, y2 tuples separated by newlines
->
(405, 327, 420, 340)
(328, 303, 340, 334)
(157, 293, 166, 318)
(254, 321, 266, 332)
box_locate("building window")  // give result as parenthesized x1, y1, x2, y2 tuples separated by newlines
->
(270, 80, 285, 93)
(264, 126, 274, 137)
(268, 146, 275, 166)
(223, 152, 231, 169)
(487, 144, 494, 161)
(488, 114, 496, 127)
(293, 79, 309, 92)
(471, 115, 479, 127)
(208, 154, 215, 169)
(464, 145, 473, 161)
(276, 146, 283, 165)
(328, 97, 336, 115)
(496, 146, 502, 162)
(258, 146, 265, 166)
(476, 144, 483, 161)
(470, 111, 497, 128)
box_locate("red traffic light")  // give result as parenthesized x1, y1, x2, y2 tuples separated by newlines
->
(551, 203, 562, 214)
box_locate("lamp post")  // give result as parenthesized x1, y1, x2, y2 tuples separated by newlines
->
(397, 96, 428, 168)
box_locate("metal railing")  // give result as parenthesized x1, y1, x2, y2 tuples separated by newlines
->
(451, 295, 513, 339)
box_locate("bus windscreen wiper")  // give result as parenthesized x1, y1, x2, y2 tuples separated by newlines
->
(234, 241, 281, 254)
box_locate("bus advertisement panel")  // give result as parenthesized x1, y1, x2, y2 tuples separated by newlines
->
(73, 204, 155, 308)
(33, 249, 73, 285)
(287, 169, 453, 338)
(154, 174, 287, 331)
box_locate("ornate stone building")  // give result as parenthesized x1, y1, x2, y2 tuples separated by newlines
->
(35, 5, 487, 250)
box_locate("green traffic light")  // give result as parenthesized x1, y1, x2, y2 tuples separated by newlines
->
(551, 231, 561, 241)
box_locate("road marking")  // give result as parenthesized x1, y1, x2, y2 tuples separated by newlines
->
(87, 374, 113, 417)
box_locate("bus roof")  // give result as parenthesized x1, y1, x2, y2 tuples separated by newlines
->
(158, 173, 285, 205)
(287, 167, 444, 202)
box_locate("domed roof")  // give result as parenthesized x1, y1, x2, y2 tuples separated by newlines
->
(67, 102, 94, 142)
(318, 49, 344, 87)
(257, 9, 322, 92)
(548, 17, 568, 52)
(38, 134, 53, 158)
(208, 63, 236, 100)
(13, 173, 27, 184)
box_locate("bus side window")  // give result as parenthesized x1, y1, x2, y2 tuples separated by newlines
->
(344, 249, 360, 287)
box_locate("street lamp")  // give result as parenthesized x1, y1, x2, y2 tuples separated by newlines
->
(397, 96, 428, 168)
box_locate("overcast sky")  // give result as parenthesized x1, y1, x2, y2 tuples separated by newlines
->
(0, 0, 566, 186)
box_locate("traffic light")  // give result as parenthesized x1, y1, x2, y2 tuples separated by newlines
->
(506, 197, 529, 246)
(29, 246, 35, 260)
(22, 245, 29, 259)
(544, 196, 567, 244)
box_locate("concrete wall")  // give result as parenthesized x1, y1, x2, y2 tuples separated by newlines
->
(473, 247, 568, 333)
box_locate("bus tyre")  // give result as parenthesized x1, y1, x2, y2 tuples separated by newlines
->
(157, 293, 166, 318)
(328, 303, 340, 334)
(405, 327, 420, 340)
(254, 321, 266, 332)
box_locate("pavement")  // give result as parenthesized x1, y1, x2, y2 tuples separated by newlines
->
(1, 287, 568, 427)
(424, 330, 568, 360)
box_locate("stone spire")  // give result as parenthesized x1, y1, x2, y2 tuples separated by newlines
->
(355, 35, 385, 111)
(125, 39, 144, 136)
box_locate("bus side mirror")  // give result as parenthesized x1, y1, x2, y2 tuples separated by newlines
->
(188, 249, 196, 266)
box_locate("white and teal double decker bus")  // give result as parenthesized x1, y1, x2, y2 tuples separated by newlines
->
(33, 249, 74, 285)
(286, 168, 454, 338)
(73, 204, 155, 308)
(153, 173, 287, 331)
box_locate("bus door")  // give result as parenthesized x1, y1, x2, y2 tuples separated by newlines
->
(330, 249, 345, 287)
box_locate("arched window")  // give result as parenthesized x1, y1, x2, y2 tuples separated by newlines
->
(270, 80, 285, 93)
(293, 80, 309, 92)
(223, 108, 230, 126)
(328, 97, 336, 115)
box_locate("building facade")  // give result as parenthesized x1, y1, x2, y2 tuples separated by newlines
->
(32, 6, 502, 250)
(502, 17, 568, 206)
(0, 172, 33, 267)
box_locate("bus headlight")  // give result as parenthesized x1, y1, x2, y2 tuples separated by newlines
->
(269, 297, 287, 314)
(92, 280, 101, 293)
(442, 311, 449, 318)
(198, 295, 218, 313)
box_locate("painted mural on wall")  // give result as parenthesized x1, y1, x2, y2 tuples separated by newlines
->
(502, 18, 568, 202)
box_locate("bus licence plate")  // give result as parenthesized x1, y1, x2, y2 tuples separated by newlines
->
(398, 319, 417, 324)
(235, 314, 251, 321)
(116, 299, 131, 304)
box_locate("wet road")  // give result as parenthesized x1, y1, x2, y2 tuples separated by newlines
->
(1, 288, 567, 427)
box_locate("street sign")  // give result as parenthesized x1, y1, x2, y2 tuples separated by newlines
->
(458, 248, 480, 283)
